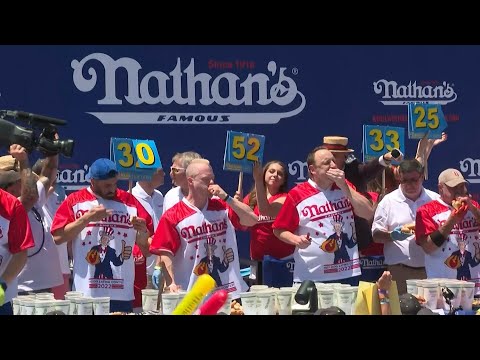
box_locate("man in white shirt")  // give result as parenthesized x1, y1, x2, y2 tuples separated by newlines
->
(132, 167, 164, 292)
(372, 159, 439, 294)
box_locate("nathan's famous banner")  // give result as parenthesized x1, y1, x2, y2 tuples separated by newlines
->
(0, 45, 476, 258)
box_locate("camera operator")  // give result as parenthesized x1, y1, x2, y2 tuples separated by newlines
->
(0, 144, 63, 295)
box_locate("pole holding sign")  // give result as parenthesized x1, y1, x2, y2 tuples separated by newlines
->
(110, 137, 162, 181)
(223, 131, 265, 174)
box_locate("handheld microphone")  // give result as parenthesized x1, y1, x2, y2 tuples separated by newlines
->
(391, 148, 402, 160)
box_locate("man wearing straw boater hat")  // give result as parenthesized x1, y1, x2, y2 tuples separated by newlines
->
(320, 136, 401, 194)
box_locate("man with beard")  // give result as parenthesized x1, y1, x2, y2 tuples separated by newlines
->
(51, 158, 153, 313)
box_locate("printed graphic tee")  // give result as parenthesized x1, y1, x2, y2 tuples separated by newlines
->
(51, 187, 153, 301)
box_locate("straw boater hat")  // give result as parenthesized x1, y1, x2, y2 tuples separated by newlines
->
(321, 136, 354, 153)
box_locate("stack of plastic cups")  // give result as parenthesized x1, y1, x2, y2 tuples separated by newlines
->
(65, 292, 83, 315)
(72, 297, 93, 315)
(421, 281, 439, 310)
(332, 284, 350, 306)
(350, 286, 359, 315)
(405, 279, 418, 296)
(318, 286, 334, 309)
(21, 297, 36, 315)
(276, 288, 293, 315)
(256, 289, 276, 315)
(336, 287, 355, 315)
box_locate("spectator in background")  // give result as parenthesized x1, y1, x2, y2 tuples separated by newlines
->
(32, 158, 69, 299)
(372, 160, 439, 294)
(131, 167, 164, 311)
(151, 151, 202, 289)
(2, 145, 64, 296)
(240, 160, 294, 286)
(0, 151, 35, 314)
(273, 146, 373, 286)
(51, 158, 153, 313)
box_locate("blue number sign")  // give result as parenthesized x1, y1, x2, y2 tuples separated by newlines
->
(363, 125, 405, 163)
(223, 131, 265, 173)
(110, 138, 162, 181)
(408, 103, 447, 139)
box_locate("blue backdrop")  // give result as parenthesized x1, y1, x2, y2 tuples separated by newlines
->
(0, 45, 476, 259)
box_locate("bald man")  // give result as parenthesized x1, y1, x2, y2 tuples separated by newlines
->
(150, 159, 257, 298)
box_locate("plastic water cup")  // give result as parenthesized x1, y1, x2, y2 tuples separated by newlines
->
(239, 292, 257, 315)
(92, 297, 110, 315)
(461, 281, 475, 311)
(422, 282, 439, 310)
(336, 287, 355, 315)
(54, 300, 71, 314)
(318, 288, 335, 308)
(256, 290, 275, 315)
(72, 297, 93, 315)
(141, 289, 159, 311)
(406, 279, 418, 295)
(276, 290, 293, 315)
(162, 293, 179, 315)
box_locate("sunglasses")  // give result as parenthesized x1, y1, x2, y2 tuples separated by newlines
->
(170, 167, 185, 174)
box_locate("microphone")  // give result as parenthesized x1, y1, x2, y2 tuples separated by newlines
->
(5, 110, 67, 126)
(391, 149, 401, 159)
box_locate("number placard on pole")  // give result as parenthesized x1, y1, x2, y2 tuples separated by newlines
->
(408, 103, 447, 139)
(223, 131, 265, 174)
(110, 138, 162, 181)
(362, 125, 405, 163)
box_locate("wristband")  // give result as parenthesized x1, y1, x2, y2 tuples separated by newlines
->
(379, 298, 390, 305)
(222, 193, 230, 201)
(430, 230, 447, 248)
(377, 288, 389, 296)
(0, 277, 7, 291)
(154, 265, 162, 270)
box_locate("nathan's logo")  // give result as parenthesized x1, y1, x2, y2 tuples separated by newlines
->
(71, 53, 306, 124)
(288, 160, 308, 184)
(57, 164, 90, 191)
(460, 158, 480, 184)
(180, 219, 228, 239)
(301, 199, 352, 219)
(373, 80, 457, 105)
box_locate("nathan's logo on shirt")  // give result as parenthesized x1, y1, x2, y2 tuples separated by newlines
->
(439, 217, 479, 230)
(373, 79, 457, 105)
(71, 53, 306, 125)
(180, 219, 228, 239)
(460, 158, 480, 184)
(75, 210, 132, 225)
(258, 214, 274, 223)
(301, 199, 352, 219)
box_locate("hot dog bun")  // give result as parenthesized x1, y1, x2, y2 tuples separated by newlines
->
(400, 223, 415, 234)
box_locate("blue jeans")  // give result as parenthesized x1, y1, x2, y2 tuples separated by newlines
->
(110, 300, 133, 313)
(0, 301, 13, 315)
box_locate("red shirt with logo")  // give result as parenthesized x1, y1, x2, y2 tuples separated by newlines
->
(243, 192, 294, 261)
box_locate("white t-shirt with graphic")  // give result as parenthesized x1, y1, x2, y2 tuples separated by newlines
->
(416, 198, 480, 294)
(51, 187, 153, 301)
(150, 197, 248, 299)
(273, 179, 361, 282)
